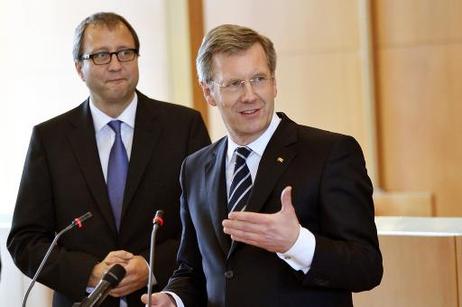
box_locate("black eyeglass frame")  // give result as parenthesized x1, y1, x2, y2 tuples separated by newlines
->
(80, 48, 139, 65)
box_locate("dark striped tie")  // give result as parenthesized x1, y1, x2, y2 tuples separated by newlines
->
(228, 147, 253, 212)
(107, 120, 128, 231)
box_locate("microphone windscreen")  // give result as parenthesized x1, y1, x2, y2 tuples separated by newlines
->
(103, 264, 126, 286)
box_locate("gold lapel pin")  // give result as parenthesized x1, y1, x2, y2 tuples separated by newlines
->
(277, 157, 284, 163)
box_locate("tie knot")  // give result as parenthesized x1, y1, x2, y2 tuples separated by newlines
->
(236, 146, 251, 160)
(108, 120, 123, 135)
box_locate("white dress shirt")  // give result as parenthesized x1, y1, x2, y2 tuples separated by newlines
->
(88, 95, 137, 307)
(89, 95, 137, 180)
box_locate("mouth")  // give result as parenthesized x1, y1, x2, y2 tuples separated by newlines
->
(107, 78, 126, 83)
(240, 108, 260, 115)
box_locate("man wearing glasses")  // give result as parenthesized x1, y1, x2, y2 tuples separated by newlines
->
(143, 24, 382, 307)
(7, 12, 210, 307)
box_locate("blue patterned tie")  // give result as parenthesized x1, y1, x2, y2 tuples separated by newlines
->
(228, 147, 253, 212)
(107, 120, 128, 231)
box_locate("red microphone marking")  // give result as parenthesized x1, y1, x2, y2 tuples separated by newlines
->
(74, 218, 83, 228)
(153, 216, 164, 227)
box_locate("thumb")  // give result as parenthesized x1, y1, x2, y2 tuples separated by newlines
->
(114, 250, 134, 259)
(141, 294, 149, 304)
(280, 186, 294, 213)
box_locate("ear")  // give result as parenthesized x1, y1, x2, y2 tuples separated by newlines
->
(75, 61, 85, 81)
(200, 81, 217, 107)
(272, 76, 277, 98)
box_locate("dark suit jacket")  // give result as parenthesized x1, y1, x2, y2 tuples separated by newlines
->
(7, 91, 210, 307)
(164, 113, 383, 307)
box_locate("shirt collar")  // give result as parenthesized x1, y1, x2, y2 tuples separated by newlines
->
(227, 113, 281, 160)
(89, 93, 138, 132)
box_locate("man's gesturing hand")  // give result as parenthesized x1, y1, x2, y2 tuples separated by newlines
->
(222, 186, 300, 253)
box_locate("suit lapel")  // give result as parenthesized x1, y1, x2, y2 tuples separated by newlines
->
(228, 114, 298, 257)
(122, 95, 162, 222)
(205, 138, 231, 255)
(246, 116, 298, 214)
(67, 100, 117, 234)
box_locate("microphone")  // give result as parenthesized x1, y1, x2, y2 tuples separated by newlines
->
(76, 264, 126, 307)
(21, 212, 93, 307)
(153, 210, 164, 228)
(147, 210, 164, 307)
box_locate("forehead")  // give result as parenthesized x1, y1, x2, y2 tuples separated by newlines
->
(81, 23, 135, 52)
(211, 43, 270, 80)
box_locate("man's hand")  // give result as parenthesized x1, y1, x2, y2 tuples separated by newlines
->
(109, 255, 149, 297)
(141, 293, 177, 306)
(222, 186, 300, 253)
(88, 250, 133, 287)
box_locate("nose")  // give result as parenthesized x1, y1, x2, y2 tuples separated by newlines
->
(240, 81, 258, 101)
(108, 53, 122, 70)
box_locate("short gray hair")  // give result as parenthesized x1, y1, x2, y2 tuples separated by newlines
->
(196, 24, 276, 83)
(73, 12, 140, 61)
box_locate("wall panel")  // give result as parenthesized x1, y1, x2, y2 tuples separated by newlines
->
(374, 0, 462, 215)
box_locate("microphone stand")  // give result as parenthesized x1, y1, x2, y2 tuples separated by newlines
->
(147, 210, 164, 307)
(21, 212, 93, 307)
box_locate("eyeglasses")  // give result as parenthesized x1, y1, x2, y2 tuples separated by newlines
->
(80, 48, 139, 65)
(211, 75, 273, 95)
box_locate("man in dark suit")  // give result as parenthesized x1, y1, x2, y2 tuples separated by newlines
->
(7, 12, 210, 307)
(143, 24, 382, 307)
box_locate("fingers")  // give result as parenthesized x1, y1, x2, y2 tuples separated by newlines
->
(88, 262, 109, 287)
(89, 251, 143, 295)
(227, 186, 294, 222)
(223, 186, 300, 253)
(141, 293, 175, 306)
(109, 255, 148, 297)
(110, 284, 133, 297)
(104, 250, 134, 265)
(223, 214, 270, 232)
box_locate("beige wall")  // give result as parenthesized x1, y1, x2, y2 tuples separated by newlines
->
(354, 234, 461, 306)
(373, 0, 462, 216)
(201, 0, 462, 217)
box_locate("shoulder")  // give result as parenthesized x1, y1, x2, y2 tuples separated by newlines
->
(279, 113, 359, 147)
(277, 113, 363, 157)
(189, 137, 225, 158)
(299, 125, 357, 146)
(34, 101, 88, 134)
(137, 91, 202, 119)
(183, 137, 225, 164)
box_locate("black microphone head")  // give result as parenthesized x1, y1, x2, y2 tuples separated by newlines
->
(103, 264, 126, 286)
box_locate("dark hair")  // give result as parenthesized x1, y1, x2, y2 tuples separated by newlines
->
(73, 12, 140, 61)
(196, 24, 276, 83)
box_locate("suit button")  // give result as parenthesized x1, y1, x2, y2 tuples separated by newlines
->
(224, 270, 234, 279)
(314, 278, 329, 287)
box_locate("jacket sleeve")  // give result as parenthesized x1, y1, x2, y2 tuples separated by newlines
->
(162, 157, 207, 307)
(7, 127, 99, 301)
(304, 135, 383, 291)
(186, 110, 211, 156)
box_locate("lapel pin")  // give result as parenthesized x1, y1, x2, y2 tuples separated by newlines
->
(277, 157, 284, 163)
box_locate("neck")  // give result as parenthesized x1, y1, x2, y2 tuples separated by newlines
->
(228, 132, 262, 146)
(91, 93, 134, 118)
